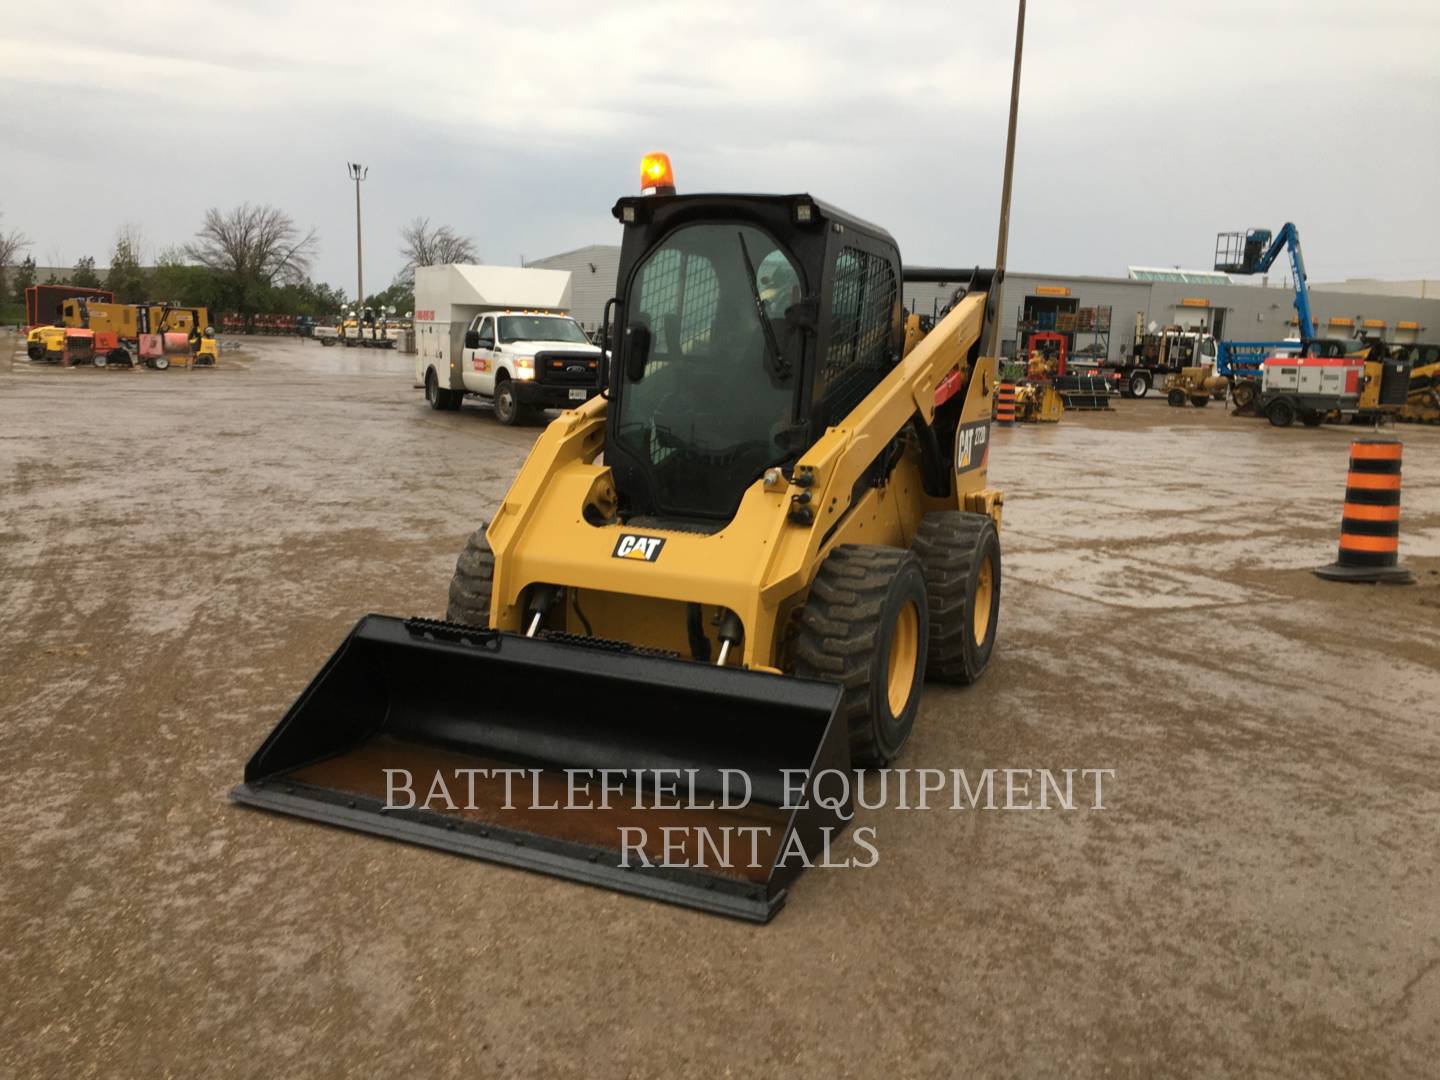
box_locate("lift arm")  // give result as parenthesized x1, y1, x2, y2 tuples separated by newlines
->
(1251, 223, 1314, 344)
(1217, 222, 1314, 345)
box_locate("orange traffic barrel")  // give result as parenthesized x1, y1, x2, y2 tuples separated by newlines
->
(1314, 439, 1411, 583)
(996, 381, 1016, 426)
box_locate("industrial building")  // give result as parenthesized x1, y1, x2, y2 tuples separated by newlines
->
(528, 244, 1437, 362)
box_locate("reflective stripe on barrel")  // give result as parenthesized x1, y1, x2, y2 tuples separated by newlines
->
(1334, 439, 1403, 567)
(997, 381, 1016, 424)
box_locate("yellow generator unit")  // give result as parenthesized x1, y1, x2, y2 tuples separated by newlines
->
(1165, 364, 1228, 407)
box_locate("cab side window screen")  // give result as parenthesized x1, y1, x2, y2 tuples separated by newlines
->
(822, 247, 897, 425)
(634, 247, 720, 371)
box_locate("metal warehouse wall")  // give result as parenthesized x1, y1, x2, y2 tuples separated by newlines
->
(525, 245, 621, 331)
(530, 242, 1440, 357)
(904, 273, 1440, 363)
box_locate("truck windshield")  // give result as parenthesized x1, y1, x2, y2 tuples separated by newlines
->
(614, 223, 803, 521)
(497, 316, 589, 344)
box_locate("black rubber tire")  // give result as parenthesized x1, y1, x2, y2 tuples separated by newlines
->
(1232, 381, 1258, 410)
(446, 526, 494, 627)
(1167, 388, 1187, 407)
(493, 377, 520, 425)
(794, 545, 929, 767)
(425, 369, 448, 411)
(27, 343, 44, 361)
(1129, 371, 1150, 398)
(1267, 398, 1296, 428)
(1302, 411, 1323, 427)
(912, 512, 1001, 685)
(1191, 395, 1209, 407)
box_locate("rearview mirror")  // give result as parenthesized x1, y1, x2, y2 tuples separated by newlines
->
(464, 329, 480, 349)
(625, 323, 651, 382)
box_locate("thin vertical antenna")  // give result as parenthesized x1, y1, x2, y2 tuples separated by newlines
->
(986, 0, 1026, 358)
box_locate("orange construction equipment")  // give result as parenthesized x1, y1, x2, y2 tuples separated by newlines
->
(1314, 440, 1410, 584)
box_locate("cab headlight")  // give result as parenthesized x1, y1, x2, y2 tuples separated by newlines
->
(515, 356, 536, 380)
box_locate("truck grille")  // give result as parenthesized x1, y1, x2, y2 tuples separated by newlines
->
(534, 350, 600, 387)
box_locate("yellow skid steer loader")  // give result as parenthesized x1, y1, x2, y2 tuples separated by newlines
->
(234, 11, 1028, 922)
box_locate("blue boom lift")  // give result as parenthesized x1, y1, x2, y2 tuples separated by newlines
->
(1212, 223, 1342, 411)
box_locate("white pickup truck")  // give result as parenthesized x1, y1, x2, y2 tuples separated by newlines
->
(413, 264, 603, 424)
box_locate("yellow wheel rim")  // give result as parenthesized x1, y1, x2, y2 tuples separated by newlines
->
(972, 558, 994, 644)
(886, 600, 920, 716)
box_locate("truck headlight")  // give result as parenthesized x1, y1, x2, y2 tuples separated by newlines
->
(515, 356, 536, 380)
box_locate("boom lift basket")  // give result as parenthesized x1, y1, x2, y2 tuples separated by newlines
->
(232, 615, 849, 922)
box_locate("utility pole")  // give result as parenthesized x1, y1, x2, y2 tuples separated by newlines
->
(986, 0, 1026, 360)
(348, 162, 368, 314)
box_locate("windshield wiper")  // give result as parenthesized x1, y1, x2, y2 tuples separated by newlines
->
(736, 233, 789, 382)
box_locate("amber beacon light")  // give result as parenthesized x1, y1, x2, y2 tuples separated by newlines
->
(640, 152, 676, 195)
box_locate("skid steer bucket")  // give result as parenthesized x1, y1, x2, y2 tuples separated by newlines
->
(232, 616, 849, 922)
(1055, 373, 1113, 410)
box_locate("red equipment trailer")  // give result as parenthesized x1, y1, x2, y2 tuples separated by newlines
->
(25, 285, 114, 329)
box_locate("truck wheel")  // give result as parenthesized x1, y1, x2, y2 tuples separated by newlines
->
(912, 512, 1001, 685)
(1191, 395, 1209, 407)
(446, 526, 494, 627)
(1232, 381, 1258, 410)
(1129, 371, 1150, 398)
(425, 369, 448, 411)
(493, 377, 520, 425)
(1167, 388, 1186, 407)
(1302, 410, 1323, 427)
(1266, 398, 1296, 428)
(27, 343, 44, 361)
(795, 546, 929, 767)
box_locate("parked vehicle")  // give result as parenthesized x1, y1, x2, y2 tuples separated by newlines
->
(1120, 327, 1218, 398)
(413, 265, 603, 424)
(1257, 342, 1410, 427)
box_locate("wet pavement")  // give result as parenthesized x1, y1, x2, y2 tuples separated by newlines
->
(2, 331, 1438, 1078)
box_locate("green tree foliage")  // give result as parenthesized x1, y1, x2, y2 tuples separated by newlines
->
(365, 280, 415, 317)
(107, 229, 148, 303)
(72, 255, 100, 288)
(12, 255, 36, 304)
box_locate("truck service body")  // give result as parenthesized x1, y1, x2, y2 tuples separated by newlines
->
(413, 264, 602, 423)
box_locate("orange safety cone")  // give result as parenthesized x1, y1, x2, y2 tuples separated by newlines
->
(1314, 439, 1411, 584)
(996, 381, 1016, 426)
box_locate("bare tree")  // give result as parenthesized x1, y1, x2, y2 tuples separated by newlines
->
(398, 217, 479, 282)
(0, 209, 32, 303)
(186, 203, 319, 309)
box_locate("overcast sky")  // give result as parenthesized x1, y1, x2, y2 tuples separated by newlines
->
(3, 0, 1437, 296)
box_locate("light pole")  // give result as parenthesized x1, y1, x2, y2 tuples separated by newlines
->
(347, 162, 367, 318)
(986, 0, 1025, 361)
